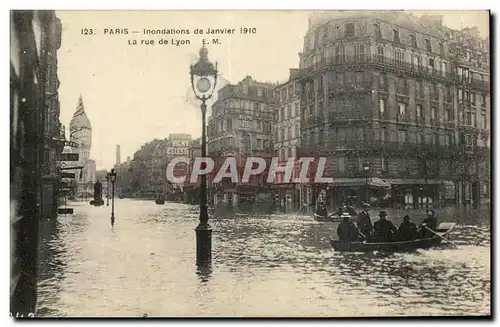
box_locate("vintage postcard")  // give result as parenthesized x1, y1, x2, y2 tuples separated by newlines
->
(10, 10, 491, 318)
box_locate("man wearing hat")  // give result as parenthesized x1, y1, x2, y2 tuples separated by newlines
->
(357, 203, 373, 238)
(373, 211, 398, 242)
(337, 213, 362, 242)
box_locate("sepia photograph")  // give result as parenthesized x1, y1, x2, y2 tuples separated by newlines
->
(9, 9, 491, 318)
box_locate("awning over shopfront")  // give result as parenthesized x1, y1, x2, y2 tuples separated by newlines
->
(321, 178, 391, 188)
(389, 179, 448, 185)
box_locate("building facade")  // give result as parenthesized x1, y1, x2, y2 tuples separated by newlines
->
(272, 69, 303, 207)
(298, 11, 490, 208)
(165, 133, 191, 200)
(68, 96, 96, 199)
(183, 138, 203, 204)
(207, 76, 276, 206)
(10, 10, 63, 315)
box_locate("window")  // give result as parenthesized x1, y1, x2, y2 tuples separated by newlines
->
(415, 81, 422, 97)
(287, 105, 292, 118)
(393, 49, 404, 64)
(439, 42, 444, 56)
(377, 45, 384, 58)
(227, 119, 233, 131)
(410, 34, 417, 48)
(288, 126, 293, 139)
(471, 93, 476, 106)
(373, 23, 381, 38)
(379, 127, 388, 142)
(337, 157, 345, 172)
(398, 102, 406, 115)
(381, 157, 387, 171)
(355, 44, 365, 60)
(433, 133, 440, 145)
(281, 128, 285, 141)
(398, 130, 406, 143)
(482, 113, 487, 129)
(417, 133, 424, 144)
(257, 88, 262, 97)
(344, 23, 355, 37)
(295, 102, 300, 116)
(445, 133, 452, 146)
(257, 138, 263, 149)
(413, 54, 421, 66)
(357, 127, 365, 141)
(416, 105, 422, 118)
(458, 89, 463, 101)
(481, 94, 486, 107)
(425, 38, 432, 52)
(288, 86, 293, 99)
(288, 147, 292, 158)
(380, 98, 386, 114)
(393, 29, 400, 43)
(429, 58, 435, 68)
(280, 107, 284, 121)
(465, 112, 472, 125)
(441, 62, 447, 75)
(432, 83, 438, 100)
(444, 108, 451, 121)
(335, 44, 345, 62)
(431, 107, 437, 121)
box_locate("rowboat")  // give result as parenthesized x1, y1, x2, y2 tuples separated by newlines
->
(330, 222, 456, 252)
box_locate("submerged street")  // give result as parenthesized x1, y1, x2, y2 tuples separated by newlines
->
(36, 200, 490, 317)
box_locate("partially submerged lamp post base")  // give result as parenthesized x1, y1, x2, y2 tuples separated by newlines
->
(195, 222, 212, 266)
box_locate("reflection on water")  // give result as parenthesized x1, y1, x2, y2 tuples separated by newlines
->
(37, 200, 490, 317)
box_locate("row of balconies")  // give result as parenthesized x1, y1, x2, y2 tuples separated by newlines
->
(304, 112, 488, 132)
(298, 140, 489, 159)
(213, 107, 275, 119)
(298, 55, 490, 88)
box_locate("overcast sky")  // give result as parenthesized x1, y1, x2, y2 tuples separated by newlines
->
(56, 10, 489, 170)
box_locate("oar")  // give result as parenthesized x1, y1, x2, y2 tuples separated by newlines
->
(423, 225, 459, 248)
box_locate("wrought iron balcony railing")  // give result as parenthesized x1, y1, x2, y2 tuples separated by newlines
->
(298, 54, 456, 82)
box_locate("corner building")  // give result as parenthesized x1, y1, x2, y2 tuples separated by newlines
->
(272, 69, 303, 208)
(207, 76, 276, 206)
(298, 12, 490, 208)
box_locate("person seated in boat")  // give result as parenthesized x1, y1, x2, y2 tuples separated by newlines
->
(316, 201, 328, 218)
(337, 214, 363, 242)
(336, 204, 348, 216)
(419, 209, 438, 238)
(373, 211, 398, 242)
(398, 215, 418, 241)
(356, 203, 373, 238)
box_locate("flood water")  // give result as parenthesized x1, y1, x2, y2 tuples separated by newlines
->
(36, 200, 491, 317)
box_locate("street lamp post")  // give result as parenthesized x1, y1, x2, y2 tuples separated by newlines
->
(109, 169, 117, 225)
(363, 161, 370, 204)
(190, 45, 218, 266)
(105, 174, 110, 206)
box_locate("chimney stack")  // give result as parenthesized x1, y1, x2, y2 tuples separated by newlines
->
(116, 145, 121, 166)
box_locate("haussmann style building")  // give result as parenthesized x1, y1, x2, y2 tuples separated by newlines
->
(207, 76, 276, 206)
(297, 11, 490, 209)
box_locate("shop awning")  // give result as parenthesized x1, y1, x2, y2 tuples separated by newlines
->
(389, 179, 448, 185)
(368, 178, 391, 188)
